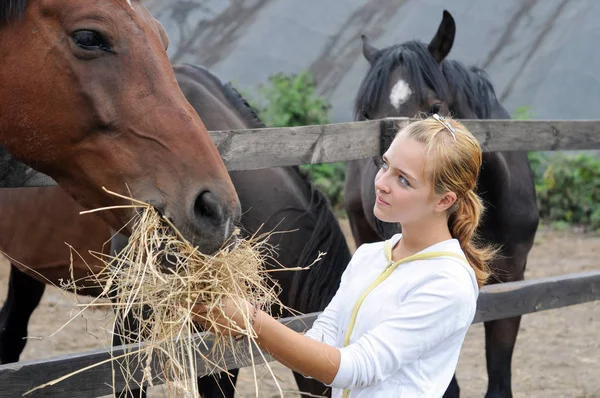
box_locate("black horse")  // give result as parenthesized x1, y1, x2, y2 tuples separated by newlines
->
(0, 63, 352, 397)
(344, 10, 539, 398)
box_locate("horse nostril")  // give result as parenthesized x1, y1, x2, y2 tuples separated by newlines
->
(194, 190, 224, 225)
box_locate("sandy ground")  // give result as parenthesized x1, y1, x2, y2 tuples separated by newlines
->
(1, 220, 599, 397)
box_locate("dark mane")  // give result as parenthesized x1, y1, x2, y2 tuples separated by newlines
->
(0, 0, 27, 26)
(179, 63, 265, 130)
(354, 40, 451, 120)
(222, 83, 267, 130)
(441, 61, 503, 119)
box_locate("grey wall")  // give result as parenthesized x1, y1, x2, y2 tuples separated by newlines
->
(147, 0, 599, 123)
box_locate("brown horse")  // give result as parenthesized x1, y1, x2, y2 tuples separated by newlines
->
(344, 10, 539, 398)
(0, 0, 240, 254)
(0, 64, 351, 398)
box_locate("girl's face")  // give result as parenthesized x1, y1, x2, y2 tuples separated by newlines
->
(374, 135, 449, 226)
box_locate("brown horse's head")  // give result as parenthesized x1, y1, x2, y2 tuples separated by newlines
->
(0, 0, 241, 253)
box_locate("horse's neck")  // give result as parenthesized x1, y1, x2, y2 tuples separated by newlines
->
(0, 145, 56, 188)
(281, 166, 314, 202)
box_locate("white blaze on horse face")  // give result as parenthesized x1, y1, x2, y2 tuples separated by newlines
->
(389, 79, 412, 110)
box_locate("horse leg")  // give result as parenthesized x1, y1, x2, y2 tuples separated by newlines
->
(0, 264, 46, 364)
(197, 370, 239, 398)
(293, 371, 331, 397)
(484, 258, 527, 398)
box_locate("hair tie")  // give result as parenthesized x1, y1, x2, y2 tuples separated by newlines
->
(432, 114, 457, 140)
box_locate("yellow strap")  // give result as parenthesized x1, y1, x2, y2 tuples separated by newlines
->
(340, 240, 467, 398)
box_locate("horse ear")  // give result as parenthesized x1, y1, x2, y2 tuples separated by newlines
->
(427, 10, 456, 63)
(361, 34, 380, 64)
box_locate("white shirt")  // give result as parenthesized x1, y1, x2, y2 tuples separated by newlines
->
(304, 233, 478, 397)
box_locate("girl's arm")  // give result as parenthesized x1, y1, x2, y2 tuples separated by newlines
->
(195, 299, 342, 385)
(252, 306, 342, 385)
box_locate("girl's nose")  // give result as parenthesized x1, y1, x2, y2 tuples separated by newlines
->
(375, 172, 390, 194)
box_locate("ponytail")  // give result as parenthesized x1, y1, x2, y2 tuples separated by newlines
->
(448, 190, 496, 288)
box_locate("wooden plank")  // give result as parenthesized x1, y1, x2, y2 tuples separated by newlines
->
(210, 118, 600, 171)
(473, 270, 600, 323)
(462, 119, 600, 154)
(209, 119, 385, 171)
(0, 346, 135, 397)
(1, 271, 599, 397)
(3, 118, 600, 182)
(0, 315, 318, 398)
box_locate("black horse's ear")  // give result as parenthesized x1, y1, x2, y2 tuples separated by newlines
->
(361, 34, 380, 64)
(427, 10, 456, 63)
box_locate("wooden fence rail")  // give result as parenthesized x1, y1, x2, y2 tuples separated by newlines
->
(1, 270, 599, 397)
(210, 118, 600, 171)
(5, 118, 600, 187)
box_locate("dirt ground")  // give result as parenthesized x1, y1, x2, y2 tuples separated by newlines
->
(1, 220, 599, 397)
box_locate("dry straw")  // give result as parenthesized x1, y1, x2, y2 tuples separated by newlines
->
(26, 187, 321, 397)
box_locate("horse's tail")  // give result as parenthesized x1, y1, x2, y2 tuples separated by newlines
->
(288, 171, 352, 314)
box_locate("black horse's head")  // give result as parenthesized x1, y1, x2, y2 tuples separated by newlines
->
(355, 10, 456, 123)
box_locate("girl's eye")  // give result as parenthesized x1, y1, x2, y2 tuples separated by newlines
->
(398, 175, 410, 186)
(381, 158, 388, 170)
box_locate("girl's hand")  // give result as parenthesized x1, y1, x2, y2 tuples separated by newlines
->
(192, 297, 255, 337)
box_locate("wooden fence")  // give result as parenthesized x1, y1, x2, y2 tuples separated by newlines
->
(208, 118, 600, 171)
(1, 117, 600, 397)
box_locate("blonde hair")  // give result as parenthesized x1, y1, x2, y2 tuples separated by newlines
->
(397, 116, 496, 288)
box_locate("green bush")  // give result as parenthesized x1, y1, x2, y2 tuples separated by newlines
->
(535, 154, 600, 231)
(240, 71, 346, 210)
(511, 106, 600, 230)
(299, 162, 346, 211)
(248, 70, 330, 128)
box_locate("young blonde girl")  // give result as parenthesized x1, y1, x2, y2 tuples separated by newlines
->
(194, 115, 495, 397)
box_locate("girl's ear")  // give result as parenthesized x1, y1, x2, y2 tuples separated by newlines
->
(435, 191, 457, 213)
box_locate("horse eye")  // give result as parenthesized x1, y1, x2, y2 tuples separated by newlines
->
(72, 30, 111, 52)
(363, 111, 370, 121)
(429, 103, 442, 115)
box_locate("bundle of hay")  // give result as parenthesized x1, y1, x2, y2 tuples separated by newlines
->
(38, 189, 303, 397)
(100, 204, 284, 396)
